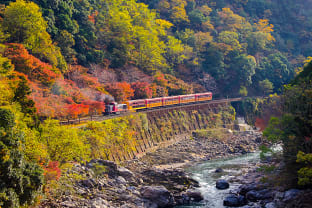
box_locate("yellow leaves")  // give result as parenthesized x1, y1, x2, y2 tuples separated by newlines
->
(23, 127, 49, 163)
(155, 19, 173, 31)
(304, 56, 312, 65)
(247, 55, 257, 64)
(41, 119, 90, 163)
(194, 31, 213, 52)
(202, 20, 215, 32)
(84, 116, 138, 160)
(199, 5, 212, 16)
(1, 148, 10, 162)
(255, 19, 274, 33)
(218, 8, 248, 32)
(217, 31, 242, 53)
(171, 5, 190, 24)
(169, 0, 189, 24)
(254, 19, 275, 42)
(0, 79, 13, 106)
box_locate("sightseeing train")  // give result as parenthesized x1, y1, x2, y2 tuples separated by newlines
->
(104, 92, 212, 114)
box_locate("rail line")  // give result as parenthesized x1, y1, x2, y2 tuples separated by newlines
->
(59, 97, 243, 125)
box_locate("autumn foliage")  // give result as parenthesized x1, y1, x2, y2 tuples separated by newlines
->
(82, 100, 105, 116)
(105, 82, 134, 102)
(44, 161, 61, 181)
(131, 82, 154, 99)
(4, 43, 60, 86)
(66, 103, 89, 119)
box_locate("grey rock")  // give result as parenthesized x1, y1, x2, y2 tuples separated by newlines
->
(246, 189, 273, 202)
(216, 179, 229, 190)
(186, 190, 204, 202)
(91, 197, 109, 208)
(174, 193, 190, 205)
(215, 168, 223, 173)
(60, 201, 76, 207)
(223, 194, 247, 207)
(118, 167, 134, 179)
(140, 186, 175, 208)
(274, 191, 284, 200)
(117, 176, 127, 184)
(80, 179, 96, 188)
(283, 189, 301, 202)
(265, 202, 277, 208)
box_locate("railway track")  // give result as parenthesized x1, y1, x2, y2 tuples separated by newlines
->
(60, 97, 243, 125)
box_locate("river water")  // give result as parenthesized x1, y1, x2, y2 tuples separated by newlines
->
(175, 152, 260, 208)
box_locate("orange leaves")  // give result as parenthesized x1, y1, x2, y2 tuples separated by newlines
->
(105, 82, 134, 102)
(66, 65, 101, 89)
(88, 11, 98, 24)
(153, 72, 168, 87)
(4, 43, 60, 86)
(44, 161, 61, 181)
(131, 82, 154, 99)
(82, 100, 105, 115)
(66, 103, 89, 119)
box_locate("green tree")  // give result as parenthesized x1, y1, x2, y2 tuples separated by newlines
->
(13, 76, 36, 116)
(217, 31, 242, 53)
(2, 0, 67, 71)
(255, 53, 294, 92)
(259, 79, 273, 95)
(232, 54, 257, 86)
(263, 61, 312, 185)
(0, 108, 43, 208)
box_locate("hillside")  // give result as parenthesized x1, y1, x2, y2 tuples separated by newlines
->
(1, 0, 309, 120)
(0, 0, 312, 207)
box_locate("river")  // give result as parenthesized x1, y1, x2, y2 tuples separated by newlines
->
(175, 151, 260, 208)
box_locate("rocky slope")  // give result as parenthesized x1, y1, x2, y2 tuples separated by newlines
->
(39, 129, 262, 208)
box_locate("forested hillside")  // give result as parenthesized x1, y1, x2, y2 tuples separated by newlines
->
(1, 0, 310, 119)
(0, 0, 311, 206)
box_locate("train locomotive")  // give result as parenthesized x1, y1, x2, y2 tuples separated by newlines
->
(104, 92, 212, 115)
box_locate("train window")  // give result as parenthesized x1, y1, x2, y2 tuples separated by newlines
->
(132, 101, 146, 108)
(166, 97, 179, 101)
(181, 96, 193, 100)
(148, 99, 161, 104)
(118, 104, 127, 110)
(133, 104, 145, 108)
(198, 94, 211, 98)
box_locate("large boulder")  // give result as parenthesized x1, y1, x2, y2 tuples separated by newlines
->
(216, 179, 229, 190)
(223, 194, 247, 207)
(117, 167, 134, 180)
(215, 168, 223, 173)
(186, 190, 204, 202)
(140, 186, 175, 208)
(246, 189, 273, 202)
(283, 189, 301, 202)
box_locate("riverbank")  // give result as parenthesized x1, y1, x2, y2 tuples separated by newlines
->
(39, 127, 262, 208)
(223, 155, 312, 208)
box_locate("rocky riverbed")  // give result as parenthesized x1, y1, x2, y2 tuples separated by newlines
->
(222, 158, 312, 208)
(39, 129, 263, 208)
